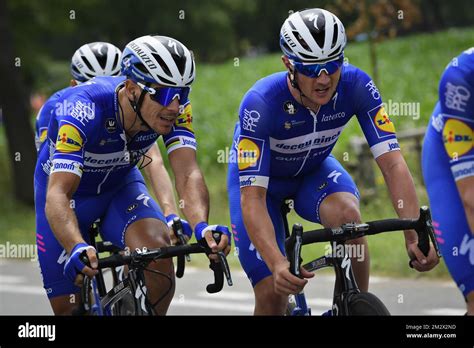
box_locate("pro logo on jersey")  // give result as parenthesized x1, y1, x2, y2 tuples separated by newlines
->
(175, 104, 193, 131)
(374, 107, 395, 134)
(237, 136, 264, 171)
(56, 124, 83, 153)
(443, 119, 473, 158)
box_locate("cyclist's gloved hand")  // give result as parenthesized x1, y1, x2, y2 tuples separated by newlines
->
(166, 214, 193, 242)
(195, 222, 232, 259)
(64, 243, 98, 282)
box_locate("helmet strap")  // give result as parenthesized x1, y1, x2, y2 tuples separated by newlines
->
(128, 82, 153, 131)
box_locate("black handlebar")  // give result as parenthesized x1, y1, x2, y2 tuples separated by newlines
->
(286, 206, 441, 277)
(172, 217, 189, 278)
(80, 231, 233, 294)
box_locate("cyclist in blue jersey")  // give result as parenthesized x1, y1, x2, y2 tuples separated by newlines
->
(35, 42, 122, 151)
(227, 8, 439, 315)
(35, 42, 189, 245)
(34, 35, 231, 315)
(422, 47, 474, 315)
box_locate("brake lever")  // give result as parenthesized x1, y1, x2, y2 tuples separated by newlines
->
(216, 251, 233, 286)
(409, 206, 441, 268)
(172, 217, 191, 262)
(285, 223, 303, 277)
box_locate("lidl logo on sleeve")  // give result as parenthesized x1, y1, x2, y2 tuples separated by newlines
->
(443, 119, 473, 158)
(175, 104, 193, 132)
(56, 124, 83, 153)
(374, 107, 395, 133)
(237, 136, 263, 171)
(39, 129, 48, 143)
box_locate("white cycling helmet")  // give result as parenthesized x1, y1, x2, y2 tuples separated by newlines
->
(280, 8, 347, 63)
(70, 42, 122, 82)
(121, 35, 195, 87)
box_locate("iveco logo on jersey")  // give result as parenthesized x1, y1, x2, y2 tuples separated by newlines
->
(270, 126, 344, 154)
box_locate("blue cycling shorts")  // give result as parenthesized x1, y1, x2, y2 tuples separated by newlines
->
(422, 126, 474, 298)
(228, 154, 360, 287)
(35, 174, 165, 299)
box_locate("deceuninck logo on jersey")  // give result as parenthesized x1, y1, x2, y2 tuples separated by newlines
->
(443, 118, 473, 159)
(56, 124, 83, 153)
(237, 136, 264, 171)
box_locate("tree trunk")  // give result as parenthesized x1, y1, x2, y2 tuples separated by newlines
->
(0, 0, 36, 206)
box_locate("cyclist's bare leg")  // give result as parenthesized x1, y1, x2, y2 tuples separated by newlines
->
(319, 192, 370, 292)
(467, 291, 474, 315)
(125, 218, 175, 315)
(49, 293, 80, 315)
(253, 275, 288, 315)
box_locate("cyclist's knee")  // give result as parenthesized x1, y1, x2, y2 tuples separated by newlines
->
(253, 276, 287, 315)
(50, 294, 78, 315)
(320, 194, 361, 227)
(125, 218, 171, 249)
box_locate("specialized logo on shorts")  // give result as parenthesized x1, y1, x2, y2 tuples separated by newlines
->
(56, 124, 83, 153)
(175, 104, 193, 131)
(237, 136, 263, 171)
(374, 107, 395, 134)
(443, 119, 472, 158)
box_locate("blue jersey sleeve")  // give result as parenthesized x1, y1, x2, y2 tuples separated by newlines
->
(237, 90, 271, 189)
(162, 101, 197, 154)
(35, 104, 50, 151)
(438, 50, 474, 181)
(352, 68, 400, 158)
(50, 94, 98, 178)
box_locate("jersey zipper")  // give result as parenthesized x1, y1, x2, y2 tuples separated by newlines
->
(293, 106, 320, 177)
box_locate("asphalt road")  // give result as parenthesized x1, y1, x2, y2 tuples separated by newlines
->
(0, 259, 466, 315)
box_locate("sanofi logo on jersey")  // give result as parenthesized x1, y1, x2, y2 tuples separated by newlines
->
(451, 161, 474, 181)
(269, 126, 344, 154)
(443, 119, 473, 158)
(50, 159, 83, 177)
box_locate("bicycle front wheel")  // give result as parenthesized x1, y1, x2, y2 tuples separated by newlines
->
(346, 292, 390, 315)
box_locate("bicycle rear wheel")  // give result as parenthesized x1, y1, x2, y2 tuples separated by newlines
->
(346, 292, 390, 315)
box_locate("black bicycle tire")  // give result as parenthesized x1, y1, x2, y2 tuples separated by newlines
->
(346, 292, 390, 316)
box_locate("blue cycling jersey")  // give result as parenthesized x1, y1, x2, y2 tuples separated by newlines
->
(427, 47, 474, 179)
(34, 87, 69, 151)
(34, 76, 196, 195)
(423, 47, 474, 297)
(228, 64, 400, 286)
(233, 64, 400, 189)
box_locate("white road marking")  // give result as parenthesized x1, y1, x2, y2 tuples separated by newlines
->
(170, 298, 253, 314)
(423, 308, 465, 315)
(0, 284, 45, 295)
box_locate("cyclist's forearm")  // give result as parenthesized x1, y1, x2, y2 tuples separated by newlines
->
(241, 195, 285, 272)
(143, 163, 178, 217)
(175, 169, 209, 228)
(382, 160, 420, 241)
(45, 192, 85, 254)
